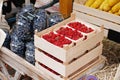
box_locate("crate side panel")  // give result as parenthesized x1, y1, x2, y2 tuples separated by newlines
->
(34, 35, 66, 62)
(73, 2, 120, 24)
(66, 44, 103, 76)
(69, 56, 106, 80)
(35, 62, 64, 80)
(35, 49, 66, 76)
(66, 29, 104, 62)
(74, 11, 120, 33)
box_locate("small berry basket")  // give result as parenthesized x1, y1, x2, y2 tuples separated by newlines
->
(66, 19, 97, 39)
(42, 31, 74, 48)
(54, 26, 84, 43)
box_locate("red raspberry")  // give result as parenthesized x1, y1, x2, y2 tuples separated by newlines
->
(42, 31, 72, 47)
(56, 27, 83, 40)
(68, 22, 94, 33)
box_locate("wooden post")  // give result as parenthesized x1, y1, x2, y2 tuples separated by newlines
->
(59, 0, 73, 18)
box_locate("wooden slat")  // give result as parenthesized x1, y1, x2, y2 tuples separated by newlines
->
(66, 44, 103, 77)
(35, 62, 64, 80)
(35, 49, 66, 76)
(0, 29, 6, 48)
(35, 44, 103, 77)
(69, 56, 105, 80)
(0, 47, 54, 80)
(0, 71, 7, 80)
(74, 11, 120, 33)
(0, 54, 41, 80)
(14, 71, 22, 80)
(73, 2, 120, 24)
(0, 60, 11, 80)
(35, 56, 105, 80)
(0, 0, 3, 21)
(114, 64, 120, 80)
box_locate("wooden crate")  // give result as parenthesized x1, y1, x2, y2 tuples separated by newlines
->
(35, 43, 103, 77)
(73, 0, 120, 35)
(34, 14, 104, 63)
(35, 56, 105, 80)
(0, 71, 7, 80)
(0, 47, 54, 80)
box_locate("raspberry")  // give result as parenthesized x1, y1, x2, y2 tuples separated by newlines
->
(68, 22, 94, 33)
(42, 32, 72, 47)
(56, 27, 83, 40)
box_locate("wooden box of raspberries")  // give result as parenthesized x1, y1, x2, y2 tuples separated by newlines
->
(34, 14, 105, 80)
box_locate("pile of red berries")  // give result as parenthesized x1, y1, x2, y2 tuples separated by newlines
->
(68, 22, 94, 33)
(42, 32, 72, 47)
(42, 21, 95, 48)
(56, 27, 83, 40)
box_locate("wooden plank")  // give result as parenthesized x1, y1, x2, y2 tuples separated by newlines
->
(69, 56, 105, 80)
(14, 71, 22, 80)
(0, 0, 3, 21)
(73, 2, 120, 24)
(35, 44, 103, 77)
(0, 29, 6, 48)
(35, 56, 105, 80)
(74, 0, 87, 4)
(0, 47, 54, 80)
(0, 71, 7, 80)
(114, 64, 120, 80)
(104, 29, 109, 37)
(35, 62, 64, 80)
(66, 44, 103, 77)
(35, 49, 66, 76)
(74, 11, 120, 33)
(0, 54, 25, 75)
(0, 60, 11, 80)
(0, 54, 42, 80)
